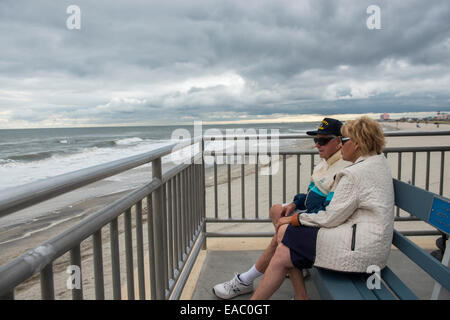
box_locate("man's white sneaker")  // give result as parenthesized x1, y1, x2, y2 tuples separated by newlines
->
(212, 273, 254, 299)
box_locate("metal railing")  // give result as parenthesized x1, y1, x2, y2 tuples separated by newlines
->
(0, 138, 205, 300)
(204, 131, 450, 238)
(0, 130, 449, 300)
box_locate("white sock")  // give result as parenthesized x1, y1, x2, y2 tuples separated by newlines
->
(238, 265, 263, 285)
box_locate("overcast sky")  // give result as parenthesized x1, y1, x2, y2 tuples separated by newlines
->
(0, 0, 449, 128)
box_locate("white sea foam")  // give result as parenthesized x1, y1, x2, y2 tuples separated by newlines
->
(0, 159, 16, 166)
(0, 211, 86, 245)
(0, 139, 175, 191)
(0, 137, 287, 191)
(114, 137, 144, 145)
(288, 129, 308, 133)
(0, 139, 201, 229)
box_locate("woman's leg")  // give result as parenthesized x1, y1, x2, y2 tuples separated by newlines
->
(250, 242, 293, 300)
(288, 268, 309, 300)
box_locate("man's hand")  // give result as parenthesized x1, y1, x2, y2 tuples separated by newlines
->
(281, 202, 296, 217)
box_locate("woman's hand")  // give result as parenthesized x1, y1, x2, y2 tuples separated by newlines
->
(276, 216, 292, 233)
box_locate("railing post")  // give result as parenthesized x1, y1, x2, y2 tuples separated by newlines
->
(146, 195, 156, 299)
(110, 218, 121, 300)
(227, 162, 232, 219)
(177, 173, 183, 265)
(241, 163, 245, 219)
(124, 208, 135, 300)
(426, 151, 431, 191)
(201, 137, 207, 250)
(269, 153, 273, 209)
(214, 151, 218, 219)
(181, 169, 187, 259)
(40, 263, 55, 300)
(152, 157, 166, 299)
(439, 151, 445, 196)
(167, 179, 174, 279)
(92, 230, 105, 300)
(397, 152, 402, 217)
(283, 155, 287, 203)
(162, 182, 169, 293)
(255, 155, 259, 220)
(412, 151, 417, 186)
(70, 245, 83, 300)
(135, 201, 146, 300)
(297, 154, 301, 194)
(0, 290, 14, 300)
(172, 174, 180, 270)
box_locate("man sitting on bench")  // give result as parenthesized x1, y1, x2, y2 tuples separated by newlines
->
(212, 118, 351, 299)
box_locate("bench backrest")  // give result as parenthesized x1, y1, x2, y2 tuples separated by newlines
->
(392, 179, 450, 291)
(394, 179, 450, 235)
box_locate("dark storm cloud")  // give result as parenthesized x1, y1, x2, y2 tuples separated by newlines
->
(0, 0, 449, 127)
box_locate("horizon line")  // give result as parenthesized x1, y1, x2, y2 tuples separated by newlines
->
(1, 111, 447, 130)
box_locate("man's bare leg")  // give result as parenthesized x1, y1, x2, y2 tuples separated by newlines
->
(252, 204, 284, 273)
(212, 204, 286, 299)
(254, 234, 278, 273)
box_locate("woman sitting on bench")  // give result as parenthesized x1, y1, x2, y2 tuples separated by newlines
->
(251, 116, 395, 300)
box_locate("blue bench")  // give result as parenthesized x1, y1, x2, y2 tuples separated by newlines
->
(311, 179, 450, 300)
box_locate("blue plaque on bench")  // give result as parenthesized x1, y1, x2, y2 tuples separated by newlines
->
(429, 197, 450, 235)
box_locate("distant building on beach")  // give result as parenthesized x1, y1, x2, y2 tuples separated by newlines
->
(393, 111, 449, 124)
(436, 111, 449, 121)
(379, 113, 390, 121)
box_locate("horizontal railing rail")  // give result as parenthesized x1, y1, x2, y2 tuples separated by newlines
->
(202, 131, 450, 140)
(204, 146, 450, 155)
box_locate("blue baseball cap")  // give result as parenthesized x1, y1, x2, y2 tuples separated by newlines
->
(306, 118, 343, 136)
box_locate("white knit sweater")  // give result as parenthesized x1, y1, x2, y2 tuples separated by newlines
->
(299, 154, 395, 273)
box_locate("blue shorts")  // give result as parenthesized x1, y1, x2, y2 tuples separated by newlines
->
(282, 224, 320, 270)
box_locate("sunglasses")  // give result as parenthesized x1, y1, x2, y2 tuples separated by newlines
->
(313, 137, 337, 146)
(341, 137, 351, 145)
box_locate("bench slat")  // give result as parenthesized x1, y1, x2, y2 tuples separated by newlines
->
(429, 197, 450, 235)
(381, 267, 418, 300)
(393, 179, 434, 222)
(371, 282, 397, 300)
(311, 268, 377, 300)
(351, 275, 379, 300)
(393, 230, 450, 291)
(350, 273, 397, 300)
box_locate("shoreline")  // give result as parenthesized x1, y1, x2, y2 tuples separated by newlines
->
(382, 120, 450, 132)
(1, 121, 449, 299)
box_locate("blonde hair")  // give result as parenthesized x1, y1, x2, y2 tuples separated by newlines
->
(341, 116, 385, 155)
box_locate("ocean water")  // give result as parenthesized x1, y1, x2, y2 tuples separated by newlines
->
(0, 122, 317, 191)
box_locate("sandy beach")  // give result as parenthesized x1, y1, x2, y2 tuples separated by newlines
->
(1, 121, 449, 299)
